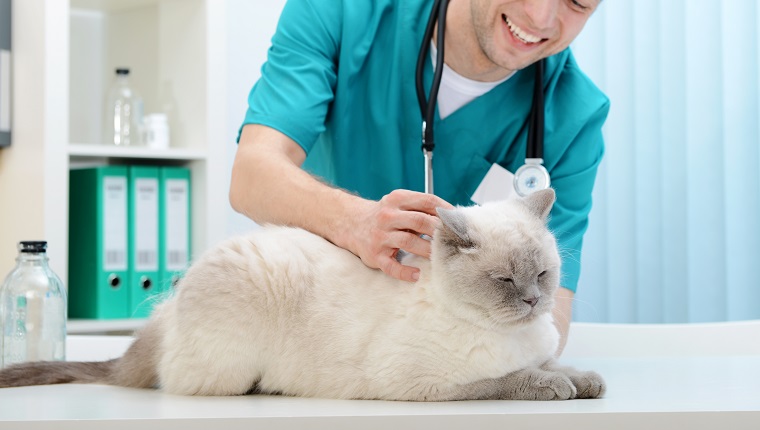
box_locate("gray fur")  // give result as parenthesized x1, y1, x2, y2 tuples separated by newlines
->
(0, 313, 163, 389)
(0, 360, 115, 387)
(426, 359, 605, 401)
(436, 207, 475, 251)
(523, 188, 555, 221)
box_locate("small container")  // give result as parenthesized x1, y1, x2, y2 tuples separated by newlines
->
(143, 113, 170, 150)
(104, 68, 144, 146)
(0, 241, 67, 368)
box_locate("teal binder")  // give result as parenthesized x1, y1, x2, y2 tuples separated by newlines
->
(69, 166, 130, 319)
(158, 167, 191, 292)
(128, 166, 160, 318)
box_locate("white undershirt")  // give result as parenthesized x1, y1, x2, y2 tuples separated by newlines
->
(430, 42, 515, 119)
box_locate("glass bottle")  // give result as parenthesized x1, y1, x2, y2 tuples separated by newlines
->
(0, 241, 67, 368)
(104, 67, 144, 146)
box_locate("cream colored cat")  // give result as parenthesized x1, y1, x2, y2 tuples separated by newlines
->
(0, 189, 604, 401)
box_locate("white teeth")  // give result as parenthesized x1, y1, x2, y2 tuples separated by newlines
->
(505, 16, 542, 44)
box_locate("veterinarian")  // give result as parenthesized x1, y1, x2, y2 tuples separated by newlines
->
(230, 0, 608, 354)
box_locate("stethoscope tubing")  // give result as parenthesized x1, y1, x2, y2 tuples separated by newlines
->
(416, 0, 449, 195)
(415, 0, 447, 153)
(415, 0, 547, 197)
(527, 58, 544, 160)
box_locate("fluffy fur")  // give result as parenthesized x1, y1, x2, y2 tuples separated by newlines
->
(0, 189, 605, 401)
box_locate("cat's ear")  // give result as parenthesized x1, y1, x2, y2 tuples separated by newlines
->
(523, 188, 555, 222)
(436, 207, 476, 252)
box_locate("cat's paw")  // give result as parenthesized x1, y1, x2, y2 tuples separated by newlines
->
(568, 370, 606, 399)
(503, 368, 577, 400)
(533, 371, 577, 400)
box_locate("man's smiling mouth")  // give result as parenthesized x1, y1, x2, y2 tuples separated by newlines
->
(503, 15, 543, 44)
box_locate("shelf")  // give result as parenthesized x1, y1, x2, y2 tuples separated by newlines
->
(67, 318, 148, 335)
(71, 0, 159, 13)
(0, 0, 228, 303)
(68, 143, 207, 161)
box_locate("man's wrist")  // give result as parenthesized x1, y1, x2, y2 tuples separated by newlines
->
(318, 188, 369, 255)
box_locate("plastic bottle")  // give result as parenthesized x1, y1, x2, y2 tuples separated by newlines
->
(104, 68, 144, 146)
(0, 241, 67, 368)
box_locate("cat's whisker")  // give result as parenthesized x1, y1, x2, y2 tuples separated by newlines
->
(552, 308, 572, 325)
(552, 295, 602, 321)
(556, 247, 580, 265)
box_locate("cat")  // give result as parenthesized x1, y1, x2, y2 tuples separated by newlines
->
(0, 188, 605, 401)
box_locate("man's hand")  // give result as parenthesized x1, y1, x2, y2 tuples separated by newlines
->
(231, 125, 454, 284)
(337, 189, 453, 283)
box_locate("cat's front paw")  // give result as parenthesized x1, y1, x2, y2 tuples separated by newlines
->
(533, 371, 577, 400)
(503, 368, 577, 400)
(569, 370, 606, 399)
(541, 360, 606, 399)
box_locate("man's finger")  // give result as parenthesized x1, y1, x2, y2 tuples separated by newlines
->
(386, 190, 453, 215)
(399, 193, 453, 216)
(379, 256, 420, 283)
(385, 231, 433, 259)
(388, 211, 441, 238)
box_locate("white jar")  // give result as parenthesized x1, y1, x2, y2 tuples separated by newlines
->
(143, 113, 170, 150)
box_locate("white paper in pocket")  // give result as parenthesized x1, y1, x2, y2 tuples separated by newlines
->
(471, 163, 516, 206)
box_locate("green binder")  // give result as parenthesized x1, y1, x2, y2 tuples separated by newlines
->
(69, 166, 130, 319)
(128, 166, 160, 318)
(158, 166, 191, 293)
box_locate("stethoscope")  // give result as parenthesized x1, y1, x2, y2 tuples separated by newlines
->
(414, 0, 550, 197)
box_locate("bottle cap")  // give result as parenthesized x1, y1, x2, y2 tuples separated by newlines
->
(19, 241, 48, 253)
(115, 68, 130, 75)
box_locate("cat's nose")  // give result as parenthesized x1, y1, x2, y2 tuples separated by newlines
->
(523, 296, 539, 308)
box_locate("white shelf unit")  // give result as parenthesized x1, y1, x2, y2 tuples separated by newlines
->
(68, 144, 207, 161)
(0, 0, 229, 333)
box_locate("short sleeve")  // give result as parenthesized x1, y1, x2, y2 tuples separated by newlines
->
(240, 0, 343, 153)
(549, 100, 609, 293)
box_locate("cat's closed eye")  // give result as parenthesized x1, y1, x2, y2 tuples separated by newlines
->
(495, 276, 514, 285)
(537, 271, 547, 279)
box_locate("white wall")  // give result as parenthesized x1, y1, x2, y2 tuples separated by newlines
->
(0, 0, 69, 278)
(224, 0, 287, 237)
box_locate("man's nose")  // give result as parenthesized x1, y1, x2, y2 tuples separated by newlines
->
(524, 0, 559, 31)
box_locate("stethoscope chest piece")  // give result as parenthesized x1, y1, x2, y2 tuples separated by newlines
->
(514, 158, 550, 197)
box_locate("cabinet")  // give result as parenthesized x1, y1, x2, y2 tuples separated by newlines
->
(0, 0, 229, 333)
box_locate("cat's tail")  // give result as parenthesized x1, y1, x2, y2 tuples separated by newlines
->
(0, 315, 164, 389)
(0, 360, 117, 387)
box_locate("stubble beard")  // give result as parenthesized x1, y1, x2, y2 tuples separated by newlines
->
(468, 3, 517, 78)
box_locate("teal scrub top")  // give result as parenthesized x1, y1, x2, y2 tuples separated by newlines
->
(242, 0, 610, 292)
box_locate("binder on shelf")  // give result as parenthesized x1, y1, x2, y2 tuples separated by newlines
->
(159, 166, 191, 292)
(128, 166, 161, 318)
(69, 166, 130, 319)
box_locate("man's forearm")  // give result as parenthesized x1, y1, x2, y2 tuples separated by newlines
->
(552, 287, 574, 356)
(230, 124, 365, 250)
